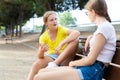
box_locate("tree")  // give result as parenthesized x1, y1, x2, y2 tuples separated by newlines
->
(0, 0, 88, 36)
(34, 0, 89, 16)
(36, 0, 89, 34)
(0, 0, 34, 37)
(59, 11, 76, 26)
(78, 0, 88, 9)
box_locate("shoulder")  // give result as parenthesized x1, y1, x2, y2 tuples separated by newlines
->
(40, 30, 48, 38)
(58, 25, 68, 31)
(97, 21, 115, 39)
(99, 21, 114, 32)
(101, 21, 113, 29)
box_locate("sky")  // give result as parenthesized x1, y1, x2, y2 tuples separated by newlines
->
(72, 0, 120, 24)
(106, 0, 120, 21)
(23, 0, 120, 30)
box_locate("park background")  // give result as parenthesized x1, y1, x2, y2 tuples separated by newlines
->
(0, 0, 120, 80)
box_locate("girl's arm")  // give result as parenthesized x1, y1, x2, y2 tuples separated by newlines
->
(69, 33, 106, 67)
(55, 29, 80, 54)
(84, 35, 93, 52)
(64, 29, 80, 44)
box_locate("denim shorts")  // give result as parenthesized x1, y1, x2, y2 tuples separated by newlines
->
(74, 61, 106, 80)
(47, 54, 59, 60)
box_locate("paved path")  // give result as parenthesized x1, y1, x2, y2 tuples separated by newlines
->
(0, 34, 39, 80)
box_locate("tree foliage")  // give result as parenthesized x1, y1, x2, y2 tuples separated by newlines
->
(33, 0, 88, 16)
(78, 0, 89, 9)
(0, 0, 88, 36)
(0, 0, 34, 36)
(59, 12, 76, 26)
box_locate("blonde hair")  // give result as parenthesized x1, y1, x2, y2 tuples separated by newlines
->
(85, 0, 111, 22)
(43, 11, 57, 24)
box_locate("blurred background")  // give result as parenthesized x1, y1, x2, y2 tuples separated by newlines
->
(0, 0, 120, 80)
(0, 0, 120, 38)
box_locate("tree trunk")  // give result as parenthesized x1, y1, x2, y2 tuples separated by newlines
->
(18, 6, 24, 37)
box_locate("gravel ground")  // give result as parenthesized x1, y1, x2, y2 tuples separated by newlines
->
(0, 33, 39, 80)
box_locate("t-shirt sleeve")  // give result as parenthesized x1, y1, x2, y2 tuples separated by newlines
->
(60, 26, 69, 35)
(39, 33, 46, 44)
(98, 25, 111, 40)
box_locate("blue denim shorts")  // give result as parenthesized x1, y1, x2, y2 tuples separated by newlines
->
(74, 61, 105, 80)
(47, 54, 59, 60)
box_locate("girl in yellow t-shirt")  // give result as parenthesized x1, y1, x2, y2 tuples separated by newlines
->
(34, 0, 116, 80)
(27, 11, 80, 80)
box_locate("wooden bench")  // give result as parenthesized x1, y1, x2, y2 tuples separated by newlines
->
(75, 38, 120, 80)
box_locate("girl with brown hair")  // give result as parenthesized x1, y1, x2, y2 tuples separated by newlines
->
(34, 0, 116, 80)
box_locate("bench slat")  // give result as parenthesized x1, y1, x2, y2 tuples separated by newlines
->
(76, 53, 120, 68)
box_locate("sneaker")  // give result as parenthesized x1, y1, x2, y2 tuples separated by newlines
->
(46, 62, 58, 68)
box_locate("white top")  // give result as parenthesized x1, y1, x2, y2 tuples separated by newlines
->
(89, 21, 116, 63)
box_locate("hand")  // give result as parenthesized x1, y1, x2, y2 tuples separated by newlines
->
(40, 43, 49, 52)
(55, 43, 63, 54)
(84, 42, 89, 52)
(84, 35, 92, 52)
(69, 61, 76, 67)
(38, 44, 49, 58)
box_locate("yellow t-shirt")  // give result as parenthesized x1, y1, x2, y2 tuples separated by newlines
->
(39, 26, 68, 54)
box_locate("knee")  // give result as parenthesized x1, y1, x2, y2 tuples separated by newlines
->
(34, 73, 45, 80)
(70, 38, 79, 46)
(34, 74, 39, 80)
(74, 38, 79, 43)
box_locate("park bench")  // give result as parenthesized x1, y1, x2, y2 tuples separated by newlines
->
(4, 35, 13, 44)
(75, 38, 120, 80)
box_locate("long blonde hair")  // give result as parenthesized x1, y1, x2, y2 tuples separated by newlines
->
(43, 11, 57, 24)
(40, 11, 57, 35)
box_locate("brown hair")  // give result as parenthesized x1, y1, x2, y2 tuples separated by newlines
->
(43, 11, 57, 24)
(85, 0, 111, 22)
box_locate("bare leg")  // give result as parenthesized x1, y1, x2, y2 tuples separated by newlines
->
(28, 38, 79, 80)
(27, 56, 54, 80)
(34, 66, 81, 80)
(54, 38, 79, 65)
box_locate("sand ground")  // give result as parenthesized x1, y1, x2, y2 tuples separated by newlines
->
(0, 33, 40, 80)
